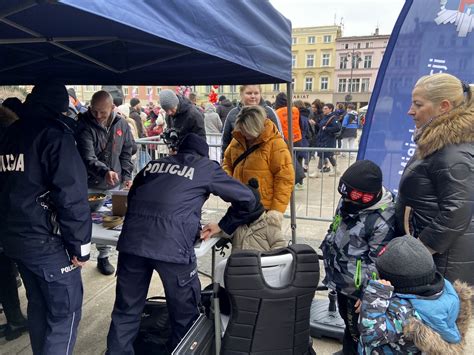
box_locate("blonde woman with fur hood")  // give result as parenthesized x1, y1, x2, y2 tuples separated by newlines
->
(396, 73, 474, 286)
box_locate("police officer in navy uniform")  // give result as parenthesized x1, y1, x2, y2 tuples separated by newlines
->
(106, 133, 262, 353)
(0, 83, 92, 354)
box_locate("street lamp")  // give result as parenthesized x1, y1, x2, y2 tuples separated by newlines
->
(343, 46, 362, 103)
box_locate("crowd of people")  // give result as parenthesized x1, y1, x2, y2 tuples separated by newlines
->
(0, 72, 472, 354)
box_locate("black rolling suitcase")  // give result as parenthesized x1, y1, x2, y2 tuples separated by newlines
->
(172, 314, 215, 354)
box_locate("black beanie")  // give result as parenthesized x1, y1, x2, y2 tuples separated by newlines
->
(340, 160, 382, 193)
(376, 236, 438, 294)
(274, 92, 287, 110)
(27, 83, 69, 114)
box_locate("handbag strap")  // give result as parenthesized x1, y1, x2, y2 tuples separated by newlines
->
(323, 115, 336, 129)
(232, 143, 261, 170)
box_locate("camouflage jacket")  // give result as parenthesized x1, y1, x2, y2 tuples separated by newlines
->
(320, 189, 396, 299)
(358, 281, 421, 354)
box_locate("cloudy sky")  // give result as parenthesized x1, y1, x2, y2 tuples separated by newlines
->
(270, 0, 406, 36)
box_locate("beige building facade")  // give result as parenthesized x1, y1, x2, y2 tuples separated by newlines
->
(333, 31, 390, 108)
(263, 25, 341, 104)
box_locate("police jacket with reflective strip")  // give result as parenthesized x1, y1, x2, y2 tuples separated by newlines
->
(117, 145, 258, 264)
(0, 104, 92, 262)
(222, 244, 319, 355)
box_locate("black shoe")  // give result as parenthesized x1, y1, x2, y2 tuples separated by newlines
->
(97, 257, 115, 275)
(322, 167, 331, 173)
(4, 320, 28, 341)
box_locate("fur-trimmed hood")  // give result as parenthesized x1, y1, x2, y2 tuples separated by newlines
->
(416, 107, 474, 159)
(404, 280, 472, 355)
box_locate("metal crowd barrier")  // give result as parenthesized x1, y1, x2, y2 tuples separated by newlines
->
(134, 136, 359, 224)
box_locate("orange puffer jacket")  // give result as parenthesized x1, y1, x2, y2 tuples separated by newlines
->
(222, 119, 295, 213)
(276, 106, 302, 142)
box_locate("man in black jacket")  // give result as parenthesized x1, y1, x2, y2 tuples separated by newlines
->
(0, 83, 91, 354)
(159, 89, 206, 138)
(77, 90, 134, 275)
(129, 98, 146, 138)
(216, 95, 233, 125)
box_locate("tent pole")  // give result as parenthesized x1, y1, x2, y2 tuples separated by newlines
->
(287, 83, 297, 244)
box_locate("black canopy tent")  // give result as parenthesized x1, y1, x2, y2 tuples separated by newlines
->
(0, 0, 298, 241)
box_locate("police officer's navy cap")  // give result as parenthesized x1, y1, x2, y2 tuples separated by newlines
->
(28, 82, 69, 114)
(179, 133, 209, 157)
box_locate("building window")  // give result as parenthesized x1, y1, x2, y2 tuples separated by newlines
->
(292, 37, 297, 45)
(352, 56, 361, 69)
(291, 78, 295, 91)
(364, 55, 372, 69)
(320, 77, 329, 90)
(361, 78, 370, 92)
(273, 83, 280, 92)
(338, 79, 347, 93)
(230, 85, 237, 93)
(322, 53, 330, 66)
(339, 56, 347, 69)
(205, 85, 212, 93)
(357, 42, 361, 49)
(344, 43, 349, 49)
(292, 54, 297, 68)
(366, 42, 370, 48)
(349, 78, 360, 93)
(323, 35, 331, 43)
(305, 77, 313, 91)
(307, 36, 315, 44)
(306, 54, 314, 67)
(132, 86, 139, 97)
(85, 85, 94, 92)
(146, 86, 153, 95)
(407, 54, 415, 66)
(155, 86, 162, 94)
(123, 87, 129, 96)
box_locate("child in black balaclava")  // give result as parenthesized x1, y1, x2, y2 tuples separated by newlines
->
(320, 160, 397, 354)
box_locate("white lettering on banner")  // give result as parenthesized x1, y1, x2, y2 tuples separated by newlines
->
(143, 162, 195, 180)
(61, 264, 77, 274)
(0, 154, 25, 172)
(395, 57, 449, 193)
(398, 128, 416, 177)
(427, 58, 448, 74)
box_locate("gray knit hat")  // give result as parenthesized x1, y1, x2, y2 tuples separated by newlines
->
(376, 236, 436, 293)
(159, 89, 179, 111)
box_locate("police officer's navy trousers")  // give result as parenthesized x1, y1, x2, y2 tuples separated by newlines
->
(106, 252, 201, 354)
(14, 247, 83, 355)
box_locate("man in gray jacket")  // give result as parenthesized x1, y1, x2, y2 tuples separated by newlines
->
(77, 90, 134, 275)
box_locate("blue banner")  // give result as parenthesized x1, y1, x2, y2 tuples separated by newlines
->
(358, 0, 474, 193)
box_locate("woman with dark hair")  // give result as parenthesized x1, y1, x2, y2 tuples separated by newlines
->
(311, 103, 339, 176)
(396, 73, 474, 286)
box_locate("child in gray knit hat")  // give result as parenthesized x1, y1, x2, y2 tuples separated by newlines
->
(358, 236, 472, 355)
